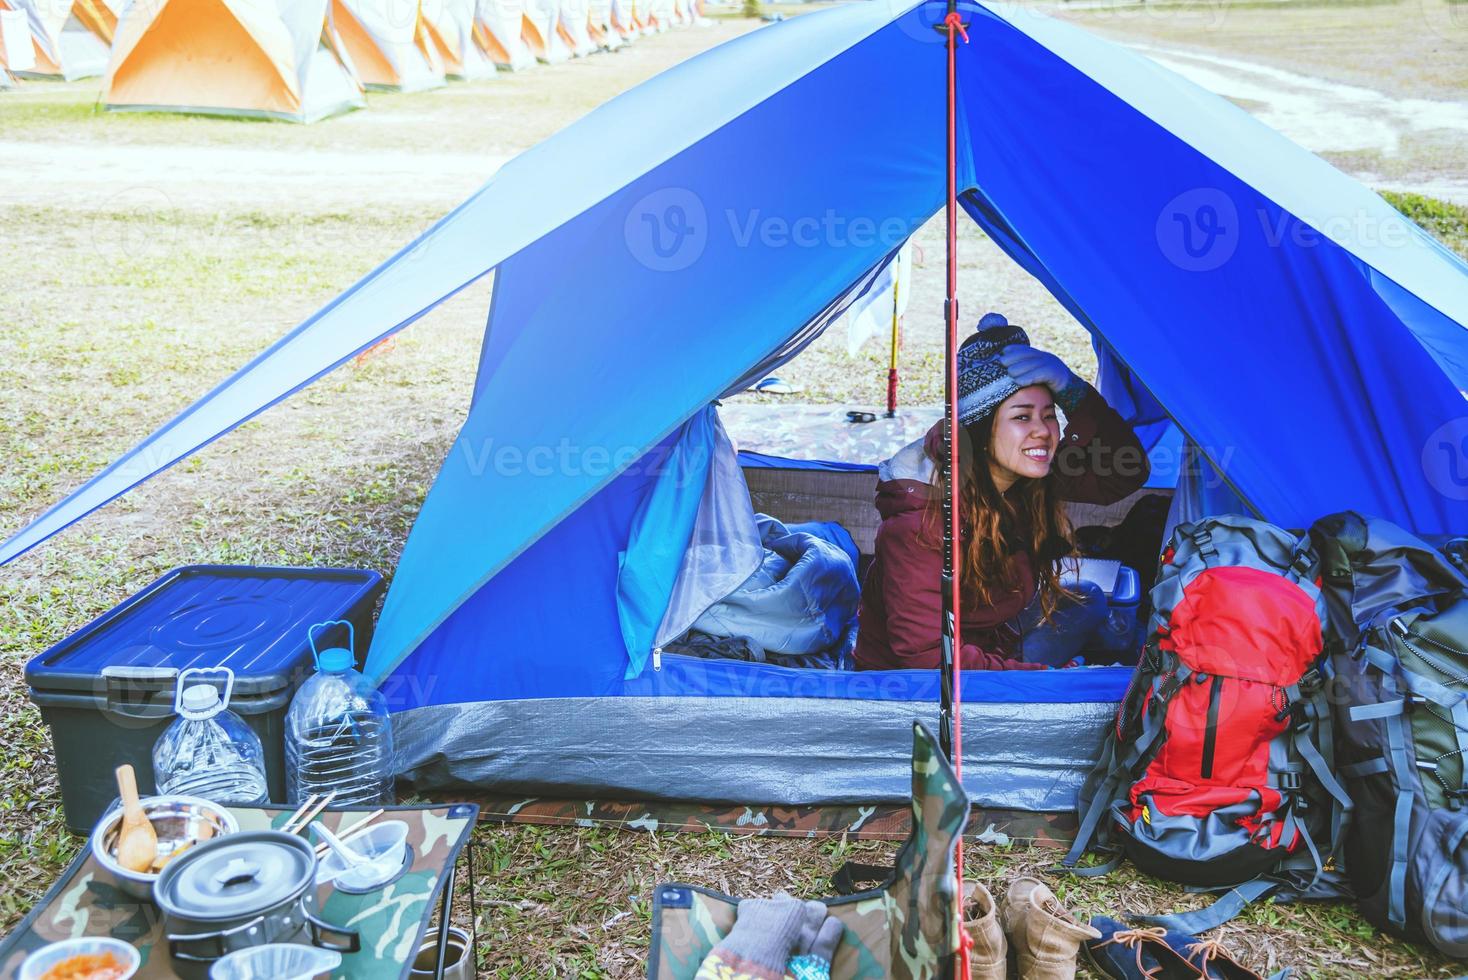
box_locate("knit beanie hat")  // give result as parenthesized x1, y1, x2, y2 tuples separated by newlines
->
(957, 323, 1031, 426)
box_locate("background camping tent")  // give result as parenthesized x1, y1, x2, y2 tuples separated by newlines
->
(473, 0, 533, 69)
(5, 0, 1468, 809)
(521, 0, 571, 62)
(643, 0, 668, 32)
(333, 0, 446, 91)
(608, 0, 638, 42)
(421, 0, 495, 78)
(9, 0, 113, 79)
(102, 0, 366, 122)
(0, 5, 35, 82)
(557, 0, 594, 57)
(586, 0, 619, 51)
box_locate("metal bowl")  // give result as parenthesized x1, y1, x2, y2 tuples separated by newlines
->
(90, 795, 239, 899)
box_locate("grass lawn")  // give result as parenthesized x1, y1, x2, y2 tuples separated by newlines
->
(3, 4, 1468, 976)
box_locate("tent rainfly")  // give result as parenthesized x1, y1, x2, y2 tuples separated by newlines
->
(102, 0, 366, 122)
(6, 0, 1467, 812)
(9, 0, 114, 79)
(333, 0, 446, 91)
(421, 0, 495, 78)
(473, 0, 534, 69)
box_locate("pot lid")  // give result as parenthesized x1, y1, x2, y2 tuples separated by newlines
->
(155, 831, 315, 921)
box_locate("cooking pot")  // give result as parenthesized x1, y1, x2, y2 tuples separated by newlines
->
(154, 831, 358, 978)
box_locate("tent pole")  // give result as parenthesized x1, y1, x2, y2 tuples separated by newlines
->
(939, 2, 972, 975)
(885, 266, 900, 418)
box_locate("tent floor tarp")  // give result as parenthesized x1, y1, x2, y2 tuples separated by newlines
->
(464, 794, 1080, 845)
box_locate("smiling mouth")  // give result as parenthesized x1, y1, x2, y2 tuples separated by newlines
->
(1022, 448, 1050, 460)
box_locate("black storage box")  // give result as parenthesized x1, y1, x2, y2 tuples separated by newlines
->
(25, 565, 384, 832)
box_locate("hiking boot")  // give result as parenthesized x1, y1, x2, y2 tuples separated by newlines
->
(1083, 916, 1203, 979)
(1164, 933, 1273, 979)
(1002, 877, 1101, 980)
(961, 882, 1006, 980)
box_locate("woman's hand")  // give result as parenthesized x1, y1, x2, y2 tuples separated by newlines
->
(998, 346, 1088, 412)
(998, 347, 1077, 392)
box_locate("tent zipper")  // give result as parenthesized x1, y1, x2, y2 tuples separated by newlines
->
(1201, 676, 1223, 780)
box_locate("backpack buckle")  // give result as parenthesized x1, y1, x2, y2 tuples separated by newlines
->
(1298, 669, 1323, 695)
(1276, 770, 1304, 793)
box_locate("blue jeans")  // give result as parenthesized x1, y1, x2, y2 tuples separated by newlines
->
(1017, 580, 1109, 667)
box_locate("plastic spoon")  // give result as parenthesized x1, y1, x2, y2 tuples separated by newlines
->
(114, 765, 157, 874)
(311, 821, 367, 868)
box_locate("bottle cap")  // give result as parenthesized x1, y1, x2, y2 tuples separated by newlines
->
(181, 685, 220, 713)
(317, 648, 354, 673)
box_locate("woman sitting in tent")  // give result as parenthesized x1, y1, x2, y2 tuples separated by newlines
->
(854, 319, 1147, 672)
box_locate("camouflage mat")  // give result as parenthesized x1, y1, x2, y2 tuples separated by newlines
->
(720, 401, 942, 466)
(469, 794, 1076, 846)
(0, 803, 477, 980)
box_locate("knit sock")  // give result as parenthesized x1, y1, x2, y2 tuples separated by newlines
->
(695, 895, 825, 980)
(786, 913, 843, 980)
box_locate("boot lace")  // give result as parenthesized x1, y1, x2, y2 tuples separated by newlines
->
(1188, 937, 1234, 972)
(1098, 926, 1170, 979)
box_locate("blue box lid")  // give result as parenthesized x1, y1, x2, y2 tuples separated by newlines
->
(25, 565, 384, 699)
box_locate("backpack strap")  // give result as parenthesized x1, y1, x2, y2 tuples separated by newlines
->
(1130, 877, 1281, 934)
(1064, 654, 1192, 869)
(1188, 524, 1219, 568)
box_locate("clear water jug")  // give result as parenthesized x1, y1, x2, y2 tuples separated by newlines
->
(285, 620, 395, 805)
(152, 667, 269, 805)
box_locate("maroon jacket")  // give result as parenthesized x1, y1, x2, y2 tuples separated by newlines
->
(853, 385, 1149, 671)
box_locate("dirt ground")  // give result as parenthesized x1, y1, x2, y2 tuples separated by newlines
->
(2, 4, 1467, 977)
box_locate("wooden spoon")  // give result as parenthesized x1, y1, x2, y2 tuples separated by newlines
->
(114, 765, 157, 874)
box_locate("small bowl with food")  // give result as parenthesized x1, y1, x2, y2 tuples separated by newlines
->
(18, 936, 140, 980)
(90, 795, 238, 899)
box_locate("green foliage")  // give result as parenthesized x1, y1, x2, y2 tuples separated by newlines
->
(742, 0, 762, 18)
(1380, 190, 1468, 260)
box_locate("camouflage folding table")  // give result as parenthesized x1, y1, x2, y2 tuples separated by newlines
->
(0, 802, 478, 980)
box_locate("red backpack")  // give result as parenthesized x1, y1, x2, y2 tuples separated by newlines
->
(1064, 516, 1352, 928)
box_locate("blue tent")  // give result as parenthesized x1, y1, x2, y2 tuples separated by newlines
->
(5, 0, 1467, 808)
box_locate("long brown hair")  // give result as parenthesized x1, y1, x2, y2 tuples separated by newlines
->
(923, 416, 1076, 622)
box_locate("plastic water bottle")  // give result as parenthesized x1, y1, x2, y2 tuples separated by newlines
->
(285, 620, 394, 806)
(152, 667, 269, 805)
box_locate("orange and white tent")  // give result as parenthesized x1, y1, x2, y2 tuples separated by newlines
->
(521, 0, 570, 63)
(472, 0, 532, 70)
(420, 0, 493, 78)
(102, 0, 365, 121)
(8, 0, 115, 79)
(333, 0, 446, 91)
(642, 0, 670, 33)
(607, 0, 641, 42)
(586, 0, 619, 51)
(557, 0, 593, 56)
(0, 6, 36, 83)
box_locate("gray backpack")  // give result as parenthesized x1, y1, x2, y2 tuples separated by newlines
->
(1310, 511, 1468, 956)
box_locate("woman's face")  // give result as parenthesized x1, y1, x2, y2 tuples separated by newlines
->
(987, 384, 1060, 491)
